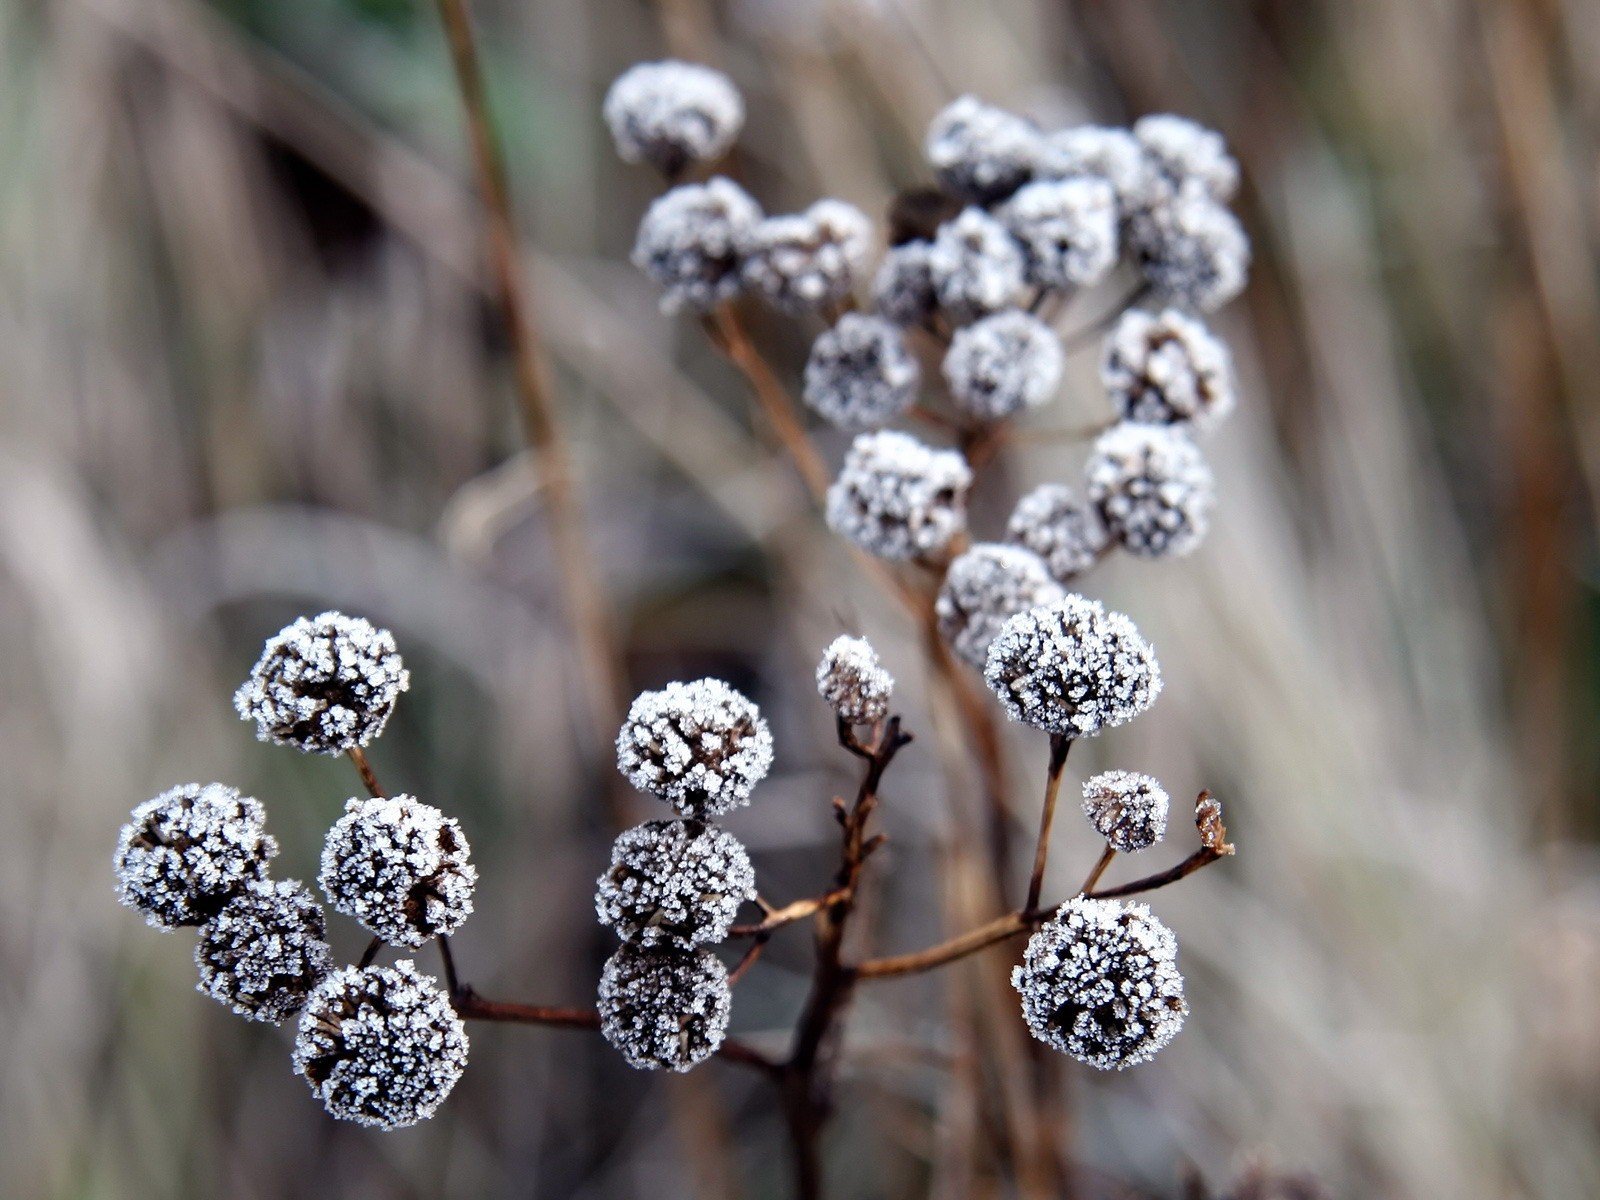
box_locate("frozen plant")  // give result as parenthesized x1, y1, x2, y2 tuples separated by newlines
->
(803, 313, 919, 429)
(928, 207, 1026, 322)
(825, 430, 973, 561)
(1006, 483, 1110, 582)
(598, 943, 732, 1072)
(1128, 181, 1250, 311)
(815, 635, 894, 725)
(1086, 421, 1215, 558)
(998, 177, 1119, 289)
(595, 819, 756, 947)
(925, 94, 1044, 203)
(1133, 113, 1239, 203)
(942, 309, 1064, 420)
(196, 879, 332, 1023)
(632, 178, 763, 312)
(872, 239, 939, 327)
(741, 199, 873, 314)
(615, 678, 774, 818)
(1081, 770, 1170, 852)
(936, 543, 1064, 669)
(1103, 307, 1236, 433)
(1038, 124, 1150, 217)
(603, 60, 744, 175)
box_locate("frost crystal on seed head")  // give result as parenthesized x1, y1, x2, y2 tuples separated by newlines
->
(1128, 183, 1250, 312)
(872, 240, 939, 327)
(825, 430, 973, 561)
(942, 309, 1064, 421)
(803, 314, 920, 429)
(196, 879, 332, 1023)
(929, 208, 1026, 323)
(816, 635, 894, 725)
(319, 795, 476, 948)
(603, 60, 744, 174)
(234, 612, 409, 756)
(741, 199, 873, 314)
(598, 943, 732, 1072)
(1081, 770, 1169, 852)
(1012, 896, 1187, 1069)
(293, 960, 467, 1130)
(998, 177, 1119, 289)
(114, 783, 278, 929)
(1133, 113, 1238, 203)
(924, 95, 1043, 204)
(1085, 422, 1214, 559)
(632, 178, 763, 312)
(936, 544, 1064, 669)
(983, 595, 1161, 736)
(1006, 483, 1110, 582)
(1102, 308, 1235, 434)
(1037, 125, 1150, 217)
(616, 679, 774, 819)
(595, 820, 756, 947)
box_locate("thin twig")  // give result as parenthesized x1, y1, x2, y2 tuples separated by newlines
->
(729, 889, 852, 938)
(1078, 845, 1117, 896)
(347, 746, 385, 799)
(358, 937, 383, 969)
(1025, 736, 1073, 913)
(437, 935, 462, 998)
(1086, 847, 1228, 899)
(1058, 282, 1150, 350)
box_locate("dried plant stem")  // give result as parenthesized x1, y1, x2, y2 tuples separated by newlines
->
(1086, 846, 1227, 899)
(347, 746, 385, 799)
(1025, 735, 1073, 913)
(1079, 845, 1117, 895)
(358, 936, 383, 969)
(730, 889, 851, 938)
(433, 0, 623, 736)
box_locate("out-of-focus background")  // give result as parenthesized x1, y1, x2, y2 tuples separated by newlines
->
(3, 0, 1599, 1197)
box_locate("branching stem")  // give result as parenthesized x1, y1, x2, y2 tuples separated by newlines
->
(1025, 735, 1073, 913)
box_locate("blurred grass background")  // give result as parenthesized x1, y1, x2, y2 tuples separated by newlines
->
(2, 0, 1599, 1196)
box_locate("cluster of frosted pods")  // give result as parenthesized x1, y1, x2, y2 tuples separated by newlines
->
(115, 612, 474, 1130)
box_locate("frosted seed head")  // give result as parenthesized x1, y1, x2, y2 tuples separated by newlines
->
(929, 208, 1026, 323)
(114, 783, 278, 929)
(937, 544, 1064, 669)
(595, 820, 756, 947)
(942, 309, 1064, 420)
(1085, 422, 1215, 558)
(1127, 184, 1250, 311)
(1081, 770, 1170, 852)
(1102, 308, 1235, 434)
(604, 61, 744, 174)
(616, 679, 774, 818)
(196, 879, 332, 1023)
(1133, 113, 1238, 203)
(1037, 125, 1151, 217)
(803, 314, 920, 429)
(1012, 896, 1187, 1069)
(319, 795, 476, 948)
(234, 612, 409, 756)
(998, 177, 1119, 289)
(598, 944, 732, 1071)
(983, 595, 1161, 736)
(741, 199, 873, 314)
(924, 95, 1044, 203)
(293, 960, 467, 1130)
(1006, 483, 1110, 582)
(872, 240, 939, 327)
(825, 430, 973, 561)
(632, 178, 763, 312)
(815, 635, 894, 725)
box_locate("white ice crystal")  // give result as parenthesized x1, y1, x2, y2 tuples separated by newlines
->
(872, 240, 939, 327)
(1133, 113, 1238, 203)
(741, 199, 873, 313)
(293, 959, 468, 1130)
(604, 60, 744, 174)
(928, 207, 1026, 322)
(234, 611, 409, 756)
(1006, 483, 1110, 582)
(942, 309, 1064, 420)
(998, 177, 1119, 289)
(616, 679, 774, 819)
(815, 634, 894, 725)
(114, 782, 278, 929)
(1102, 307, 1235, 434)
(983, 595, 1162, 736)
(803, 313, 920, 429)
(825, 430, 973, 561)
(598, 943, 732, 1072)
(632, 178, 763, 312)
(1127, 183, 1250, 312)
(1037, 124, 1150, 217)
(1081, 769, 1170, 852)
(1012, 896, 1187, 1069)
(1085, 422, 1214, 558)
(924, 95, 1043, 203)
(595, 819, 756, 948)
(196, 878, 332, 1023)
(319, 795, 477, 948)
(936, 544, 1064, 669)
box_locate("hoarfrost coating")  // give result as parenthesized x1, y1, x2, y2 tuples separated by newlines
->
(196, 879, 332, 1023)
(815, 635, 895, 725)
(1086, 422, 1215, 559)
(632, 178, 763, 312)
(803, 314, 920, 429)
(598, 944, 732, 1072)
(942, 309, 1064, 420)
(998, 177, 1119, 289)
(1127, 183, 1250, 312)
(234, 611, 409, 755)
(1081, 770, 1170, 852)
(928, 207, 1026, 322)
(595, 819, 756, 947)
(1012, 897, 1187, 1069)
(1132, 113, 1239, 203)
(924, 95, 1043, 203)
(740, 199, 872, 314)
(1037, 125, 1149, 216)
(616, 679, 774, 818)
(1102, 308, 1236, 433)
(872, 240, 939, 327)
(825, 431, 973, 561)
(1006, 483, 1110, 582)
(936, 544, 1064, 669)
(603, 60, 744, 174)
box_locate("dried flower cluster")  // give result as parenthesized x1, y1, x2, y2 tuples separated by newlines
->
(615, 678, 774, 819)
(1081, 769, 1170, 853)
(815, 635, 895, 726)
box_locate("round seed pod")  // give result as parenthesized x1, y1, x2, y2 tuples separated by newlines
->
(1102, 308, 1235, 434)
(740, 200, 872, 314)
(616, 679, 774, 819)
(815, 635, 894, 725)
(293, 960, 468, 1130)
(1132, 113, 1238, 203)
(1127, 183, 1249, 312)
(1037, 124, 1150, 218)
(196, 879, 332, 1023)
(632, 178, 763, 312)
(595, 820, 756, 947)
(942, 309, 1064, 420)
(935, 544, 1063, 669)
(598, 944, 732, 1072)
(114, 783, 278, 930)
(928, 207, 1026, 323)
(234, 611, 409, 756)
(603, 60, 743, 175)
(924, 95, 1043, 204)
(872, 240, 939, 327)
(998, 177, 1119, 290)
(1005, 483, 1110, 582)
(1085, 422, 1214, 559)
(1081, 770, 1169, 852)
(825, 430, 972, 562)
(803, 314, 919, 429)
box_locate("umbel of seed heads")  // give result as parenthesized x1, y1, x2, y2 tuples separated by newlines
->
(116, 612, 476, 1131)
